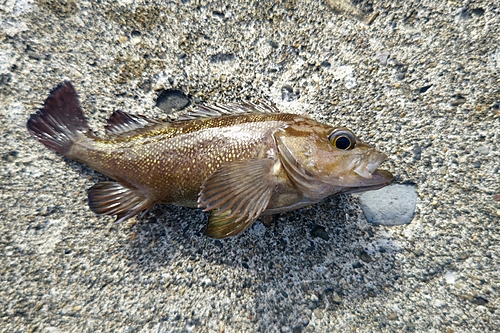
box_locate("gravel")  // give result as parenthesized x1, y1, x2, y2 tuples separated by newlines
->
(1, 0, 499, 332)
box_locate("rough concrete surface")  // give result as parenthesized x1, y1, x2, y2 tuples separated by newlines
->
(1, 0, 499, 332)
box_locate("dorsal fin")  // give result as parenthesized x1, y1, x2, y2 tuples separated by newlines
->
(177, 101, 280, 121)
(105, 111, 160, 137)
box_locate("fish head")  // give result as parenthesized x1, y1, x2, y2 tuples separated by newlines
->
(275, 118, 393, 200)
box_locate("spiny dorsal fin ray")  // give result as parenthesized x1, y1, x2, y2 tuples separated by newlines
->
(177, 101, 280, 121)
(198, 158, 276, 238)
(105, 110, 160, 137)
(87, 182, 152, 223)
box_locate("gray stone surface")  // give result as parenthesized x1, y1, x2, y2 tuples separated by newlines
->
(1, 1, 499, 332)
(357, 184, 418, 226)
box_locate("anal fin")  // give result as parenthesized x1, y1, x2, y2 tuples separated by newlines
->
(87, 182, 152, 223)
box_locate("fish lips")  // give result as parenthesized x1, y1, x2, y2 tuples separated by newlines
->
(344, 150, 393, 193)
(343, 169, 394, 193)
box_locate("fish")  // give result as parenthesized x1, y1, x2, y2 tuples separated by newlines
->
(27, 81, 393, 238)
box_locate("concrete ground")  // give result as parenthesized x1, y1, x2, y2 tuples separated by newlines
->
(1, 0, 498, 332)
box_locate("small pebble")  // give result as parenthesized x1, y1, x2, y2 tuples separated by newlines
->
(419, 84, 432, 93)
(313, 309, 323, 319)
(357, 184, 418, 226)
(156, 89, 190, 113)
(450, 93, 466, 106)
(412, 144, 422, 160)
(376, 52, 390, 65)
(359, 251, 373, 263)
(471, 296, 488, 306)
(331, 295, 342, 304)
(387, 312, 398, 320)
(395, 73, 405, 80)
(476, 145, 489, 155)
(352, 261, 363, 269)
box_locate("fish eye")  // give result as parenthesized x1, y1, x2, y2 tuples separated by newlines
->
(328, 129, 356, 150)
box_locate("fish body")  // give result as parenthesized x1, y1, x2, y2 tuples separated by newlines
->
(27, 82, 393, 238)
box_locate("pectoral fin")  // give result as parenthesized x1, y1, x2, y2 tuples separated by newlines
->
(198, 159, 276, 238)
(88, 182, 152, 223)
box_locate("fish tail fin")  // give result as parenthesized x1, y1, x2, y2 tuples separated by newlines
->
(88, 182, 153, 223)
(27, 81, 90, 156)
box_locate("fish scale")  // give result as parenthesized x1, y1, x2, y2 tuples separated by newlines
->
(76, 116, 288, 204)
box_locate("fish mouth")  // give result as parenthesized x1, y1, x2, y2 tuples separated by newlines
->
(345, 151, 393, 192)
(353, 151, 388, 179)
(342, 169, 393, 193)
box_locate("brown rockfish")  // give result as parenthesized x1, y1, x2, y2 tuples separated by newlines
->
(27, 81, 393, 238)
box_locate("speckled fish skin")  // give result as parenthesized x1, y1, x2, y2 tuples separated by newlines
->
(27, 81, 393, 238)
(78, 112, 295, 208)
